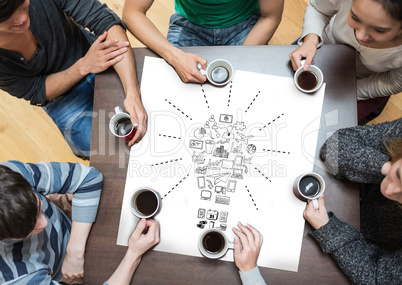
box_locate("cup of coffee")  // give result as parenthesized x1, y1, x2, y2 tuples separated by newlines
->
(293, 172, 325, 209)
(198, 228, 234, 259)
(198, 59, 234, 86)
(130, 187, 161, 219)
(294, 62, 324, 93)
(109, 106, 135, 142)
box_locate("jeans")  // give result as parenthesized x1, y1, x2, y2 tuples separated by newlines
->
(167, 11, 261, 46)
(43, 73, 95, 158)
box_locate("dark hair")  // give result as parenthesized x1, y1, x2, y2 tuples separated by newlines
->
(0, 0, 25, 22)
(0, 165, 38, 240)
(372, 0, 402, 21)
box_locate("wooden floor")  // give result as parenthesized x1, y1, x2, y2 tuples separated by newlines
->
(0, 0, 401, 164)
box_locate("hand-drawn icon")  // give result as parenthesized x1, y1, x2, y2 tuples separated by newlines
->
(207, 173, 231, 184)
(209, 115, 215, 122)
(227, 180, 237, 192)
(196, 166, 207, 174)
(192, 151, 205, 164)
(197, 220, 207, 229)
(219, 224, 227, 231)
(190, 140, 203, 149)
(222, 125, 235, 139)
(212, 122, 218, 129)
(221, 159, 233, 169)
(235, 132, 254, 144)
(206, 179, 214, 189)
(213, 145, 229, 158)
(232, 144, 242, 154)
(246, 144, 257, 154)
(198, 208, 206, 218)
(206, 209, 218, 220)
(209, 221, 215, 228)
(204, 121, 210, 128)
(234, 121, 246, 131)
(205, 140, 215, 154)
(220, 211, 228, 223)
(216, 138, 230, 144)
(198, 176, 206, 189)
(201, 190, 212, 200)
(219, 114, 233, 123)
(231, 168, 244, 179)
(234, 155, 243, 167)
(215, 195, 230, 205)
(215, 185, 226, 194)
(194, 127, 206, 139)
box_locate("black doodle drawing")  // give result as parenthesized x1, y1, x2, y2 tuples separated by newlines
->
(150, 158, 182, 167)
(165, 99, 193, 120)
(254, 167, 271, 182)
(159, 134, 181, 140)
(263, 149, 291, 154)
(245, 185, 259, 210)
(245, 91, 260, 113)
(162, 173, 190, 199)
(227, 81, 233, 107)
(259, 113, 285, 131)
(200, 85, 210, 109)
(190, 140, 203, 149)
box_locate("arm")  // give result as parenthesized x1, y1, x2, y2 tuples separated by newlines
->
(289, 0, 338, 70)
(357, 68, 402, 100)
(304, 196, 402, 284)
(232, 223, 266, 285)
(242, 0, 284, 46)
(319, 119, 402, 183)
(122, 0, 207, 84)
(105, 219, 160, 285)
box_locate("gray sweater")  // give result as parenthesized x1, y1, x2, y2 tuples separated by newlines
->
(314, 118, 402, 285)
(0, 0, 123, 105)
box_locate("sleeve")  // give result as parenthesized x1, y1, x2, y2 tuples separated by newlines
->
(55, 0, 125, 36)
(319, 119, 402, 183)
(0, 161, 103, 223)
(298, 0, 340, 47)
(357, 68, 402, 100)
(310, 212, 402, 285)
(239, 266, 267, 285)
(3, 269, 61, 285)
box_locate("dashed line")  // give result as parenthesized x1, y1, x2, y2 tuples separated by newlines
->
(245, 91, 260, 113)
(162, 173, 190, 199)
(227, 81, 233, 107)
(263, 149, 291, 154)
(259, 113, 285, 130)
(165, 99, 192, 120)
(150, 158, 182, 167)
(254, 167, 271, 182)
(245, 185, 258, 210)
(200, 85, 210, 109)
(158, 134, 181, 140)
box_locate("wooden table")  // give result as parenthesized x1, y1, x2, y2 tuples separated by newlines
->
(85, 45, 358, 284)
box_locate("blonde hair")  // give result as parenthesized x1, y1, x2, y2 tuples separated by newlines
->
(384, 138, 402, 163)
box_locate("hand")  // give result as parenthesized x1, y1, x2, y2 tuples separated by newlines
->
(232, 223, 263, 272)
(303, 195, 329, 230)
(170, 51, 208, 83)
(124, 94, 148, 146)
(79, 31, 130, 76)
(128, 218, 160, 259)
(61, 247, 84, 280)
(289, 34, 319, 71)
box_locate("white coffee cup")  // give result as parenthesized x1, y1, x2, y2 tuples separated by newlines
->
(109, 106, 135, 142)
(293, 172, 325, 209)
(294, 61, 324, 93)
(198, 59, 234, 86)
(198, 228, 234, 259)
(130, 187, 161, 219)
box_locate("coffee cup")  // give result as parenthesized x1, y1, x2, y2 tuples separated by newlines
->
(198, 59, 234, 86)
(293, 172, 325, 209)
(198, 228, 234, 259)
(109, 106, 135, 142)
(130, 187, 161, 219)
(294, 62, 324, 93)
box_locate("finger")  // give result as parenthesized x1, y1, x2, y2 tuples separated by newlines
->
(238, 222, 254, 243)
(246, 224, 263, 245)
(318, 194, 326, 211)
(94, 31, 108, 44)
(133, 218, 148, 237)
(303, 53, 315, 70)
(233, 237, 242, 258)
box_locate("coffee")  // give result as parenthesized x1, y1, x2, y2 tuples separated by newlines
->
(297, 71, 318, 91)
(211, 66, 229, 83)
(202, 231, 225, 253)
(114, 118, 133, 136)
(299, 175, 320, 197)
(135, 190, 158, 216)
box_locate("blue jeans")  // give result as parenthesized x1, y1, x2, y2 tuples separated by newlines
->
(43, 74, 94, 158)
(167, 11, 261, 46)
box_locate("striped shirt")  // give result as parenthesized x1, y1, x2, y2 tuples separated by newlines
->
(0, 161, 103, 284)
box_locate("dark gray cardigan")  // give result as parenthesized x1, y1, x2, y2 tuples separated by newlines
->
(314, 118, 402, 285)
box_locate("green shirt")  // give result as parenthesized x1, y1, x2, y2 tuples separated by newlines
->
(175, 0, 259, 28)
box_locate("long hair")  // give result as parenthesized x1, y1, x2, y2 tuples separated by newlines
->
(0, 0, 25, 22)
(384, 138, 402, 163)
(371, 0, 402, 21)
(0, 165, 38, 240)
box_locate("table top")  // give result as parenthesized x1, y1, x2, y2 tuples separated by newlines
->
(86, 45, 358, 285)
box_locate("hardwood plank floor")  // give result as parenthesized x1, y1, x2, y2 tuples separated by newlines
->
(0, 0, 400, 164)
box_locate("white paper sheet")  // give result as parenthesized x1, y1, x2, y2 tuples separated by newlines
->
(117, 56, 326, 272)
